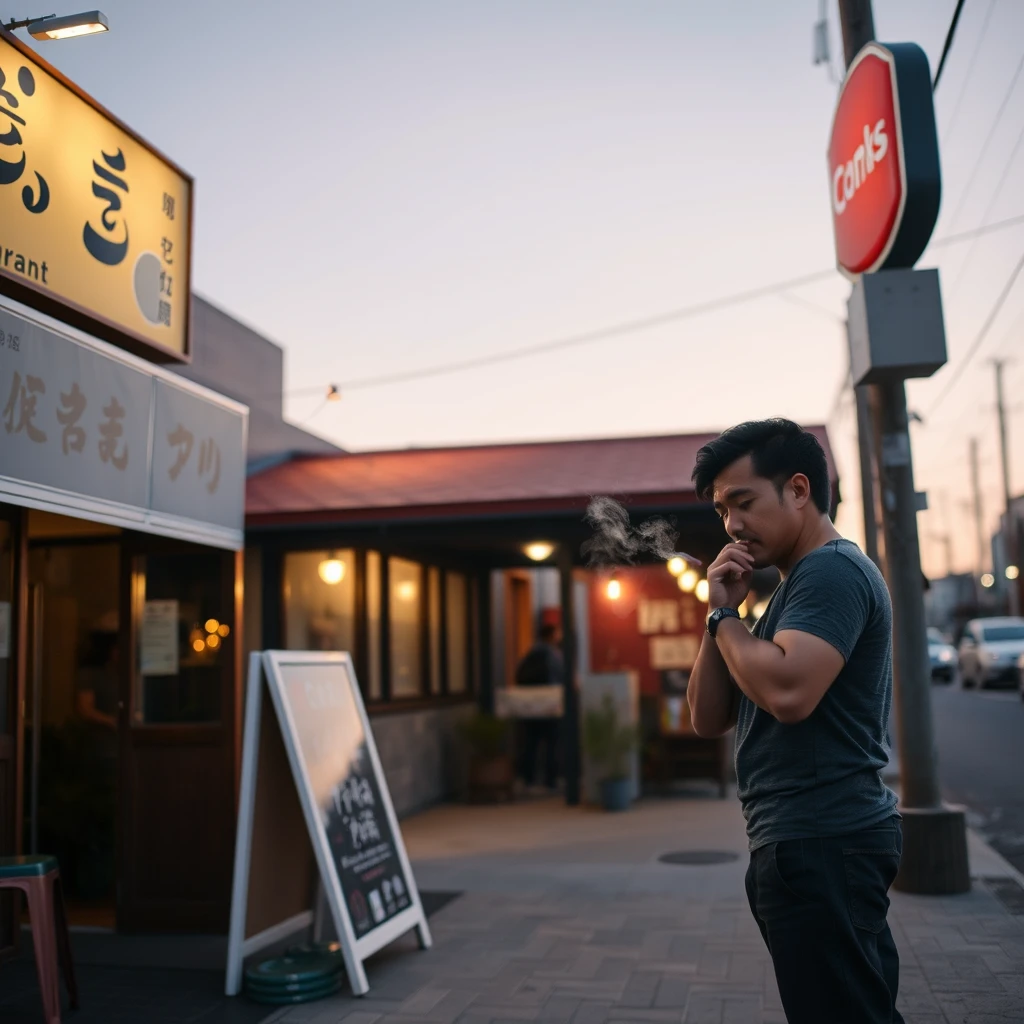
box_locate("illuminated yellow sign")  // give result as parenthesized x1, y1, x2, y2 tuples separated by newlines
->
(0, 28, 191, 360)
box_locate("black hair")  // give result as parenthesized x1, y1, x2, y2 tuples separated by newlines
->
(691, 418, 831, 514)
(81, 629, 118, 669)
(539, 623, 559, 642)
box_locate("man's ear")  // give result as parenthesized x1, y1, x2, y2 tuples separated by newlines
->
(788, 473, 812, 509)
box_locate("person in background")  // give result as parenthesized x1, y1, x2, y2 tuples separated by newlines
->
(76, 629, 118, 733)
(514, 622, 563, 791)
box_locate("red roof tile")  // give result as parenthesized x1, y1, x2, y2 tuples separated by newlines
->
(246, 428, 837, 523)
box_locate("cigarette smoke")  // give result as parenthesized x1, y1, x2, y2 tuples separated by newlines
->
(582, 496, 696, 569)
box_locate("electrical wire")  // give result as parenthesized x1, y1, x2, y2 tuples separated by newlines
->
(925, 246, 1024, 416)
(940, 0, 998, 145)
(944, 47, 1024, 233)
(933, 0, 969, 90)
(281, 211, 1024, 402)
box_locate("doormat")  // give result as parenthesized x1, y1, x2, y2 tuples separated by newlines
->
(658, 850, 740, 865)
(983, 876, 1024, 915)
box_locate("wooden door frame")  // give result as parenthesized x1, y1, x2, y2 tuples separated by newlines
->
(117, 533, 242, 933)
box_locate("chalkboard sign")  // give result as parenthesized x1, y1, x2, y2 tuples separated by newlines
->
(226, 652, 430, 998)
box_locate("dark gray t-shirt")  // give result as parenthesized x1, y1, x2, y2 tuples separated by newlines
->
(735, 539, 898, 850)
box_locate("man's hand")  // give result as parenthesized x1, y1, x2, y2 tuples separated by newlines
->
(707, 541, 754, 611)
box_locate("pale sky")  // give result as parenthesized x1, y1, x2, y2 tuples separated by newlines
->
(17, 0, 1024, 579)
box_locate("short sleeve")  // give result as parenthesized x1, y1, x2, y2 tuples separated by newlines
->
(772, 552, 872, 661)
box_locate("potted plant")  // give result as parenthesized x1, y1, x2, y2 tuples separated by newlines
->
(583, 694, 638, 812)
(459, 712, 514, 803)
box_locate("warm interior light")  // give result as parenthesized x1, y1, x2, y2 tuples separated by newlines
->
(606, 578, 621, 600)
(205, 618, 220, 634)
(318, 556, 345, 585)
(29, 11, 109, 40)
(679, 569, 698, 593)
(753, 599, 769, 619)
(217, 623, 230, 637)
(738, 600, 749, 618)
(192, 638, 205, 653)
(524, 542, 554, 562)
(981, 573, 995, 588)
(206, 633, 221, 650)
(695, 579, 710, 603)
(396, 580, 417, 601)
(1006, 565, 1020, 581)
(667, 556, 687, 576)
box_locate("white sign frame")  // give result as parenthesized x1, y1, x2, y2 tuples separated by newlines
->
(226, 651, 431, 998)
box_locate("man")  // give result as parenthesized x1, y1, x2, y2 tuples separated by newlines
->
(686, 418, 902, 1024)
(515, 622, 563, 790)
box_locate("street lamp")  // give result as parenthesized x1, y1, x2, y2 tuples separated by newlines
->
(4, 10, 108, 40)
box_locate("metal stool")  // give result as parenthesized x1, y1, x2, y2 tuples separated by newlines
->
(0, 855, 78, 1024)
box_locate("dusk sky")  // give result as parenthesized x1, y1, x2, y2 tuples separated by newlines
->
(22, 0, 1024, 579)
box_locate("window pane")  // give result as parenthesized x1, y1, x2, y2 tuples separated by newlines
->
(135, 552, 225, 724)
(367, 551, 382, 701)
(428, 568, 442, 695)
(283, 550, 355, 652)
(446, 572, 468, 695)
(389, 558, 422, 698)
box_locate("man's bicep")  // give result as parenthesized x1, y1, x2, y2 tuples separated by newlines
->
(773, 628, 846, 698)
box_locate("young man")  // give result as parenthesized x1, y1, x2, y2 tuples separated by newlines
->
(515, 623, 564, 790)
(686, 418, 902, 1024)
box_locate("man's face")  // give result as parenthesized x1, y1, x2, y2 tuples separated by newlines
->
(711, 455, 804, 568)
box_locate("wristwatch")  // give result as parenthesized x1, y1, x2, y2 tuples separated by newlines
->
(706, 606, 741, 638)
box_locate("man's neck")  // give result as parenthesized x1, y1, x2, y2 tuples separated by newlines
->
(777, 516, 842, 578)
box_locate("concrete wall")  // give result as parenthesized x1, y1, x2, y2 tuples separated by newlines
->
(369, 703, 475, 818)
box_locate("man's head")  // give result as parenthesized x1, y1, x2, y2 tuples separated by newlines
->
(692, 419, 831, 568)
(540, 622, 562, 645)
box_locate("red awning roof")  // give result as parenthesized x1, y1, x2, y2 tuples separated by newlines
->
(246, 428, 837, 525)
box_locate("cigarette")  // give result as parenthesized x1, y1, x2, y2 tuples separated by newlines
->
(671, 551, 702, 567)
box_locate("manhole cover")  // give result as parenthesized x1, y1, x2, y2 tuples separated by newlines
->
(658, 851, 739, 866)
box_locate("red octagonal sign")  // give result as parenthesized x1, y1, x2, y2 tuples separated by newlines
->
(828, 42, 941, 279)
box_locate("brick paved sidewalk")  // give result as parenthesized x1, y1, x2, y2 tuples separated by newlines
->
(261, 793, 1024, 1024)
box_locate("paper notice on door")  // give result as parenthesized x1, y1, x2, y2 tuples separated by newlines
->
(142, 600, 179, 676)
(0, 602, 10, 659)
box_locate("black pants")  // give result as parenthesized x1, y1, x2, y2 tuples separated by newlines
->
(520, 718, 559, 788)
(745, 818, 904, 1024)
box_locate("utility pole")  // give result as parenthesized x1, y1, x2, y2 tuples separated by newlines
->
(837, 3, 881, 570)
(992, 359, 1019, 614)
(970, 437, 986, 576)
(838, 0, 968, 894)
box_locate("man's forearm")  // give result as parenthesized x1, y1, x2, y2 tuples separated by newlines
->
(714, 618, 796, 716)
(687, 634, 738, 737)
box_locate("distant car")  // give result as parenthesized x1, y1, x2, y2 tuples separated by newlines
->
(927, 627, 956, 683)
(958, 617, 1024, 690)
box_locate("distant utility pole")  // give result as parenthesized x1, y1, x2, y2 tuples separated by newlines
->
(932, 490, 953, 578)
(992, 358, 1019, 614)
(969, 437, 986, 576)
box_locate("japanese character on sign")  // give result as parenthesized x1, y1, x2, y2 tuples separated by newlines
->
(199, 438, 221, 494)
(3, 371, 46, 442)
(160, 237, 174, 265)
(0, 63, 50, 214)
(160, 271, 172, 298)
(57, 382, 86, 454)
(98, 396, 128, 470)
(162, 192, 175, 220)
(83, 148, 130, 266)
(167, 423, 193, 480)
(157, 301, 171, 327)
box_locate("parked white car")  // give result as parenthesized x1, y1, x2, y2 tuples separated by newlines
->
(958, 617, 1024, 690)
(927, 627, 957, 683)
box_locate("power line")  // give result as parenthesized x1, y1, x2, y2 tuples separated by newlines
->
(926, 245, 1024, 416)
(945, 117, 1024, 301)
(933, 0, 969, 90)
(944, 47, 1024, 233)
(282, 212, 1024, 401)
(940, 0, 998, 145)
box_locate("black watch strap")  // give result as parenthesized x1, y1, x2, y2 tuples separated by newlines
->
(706, 606, 741, 638)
